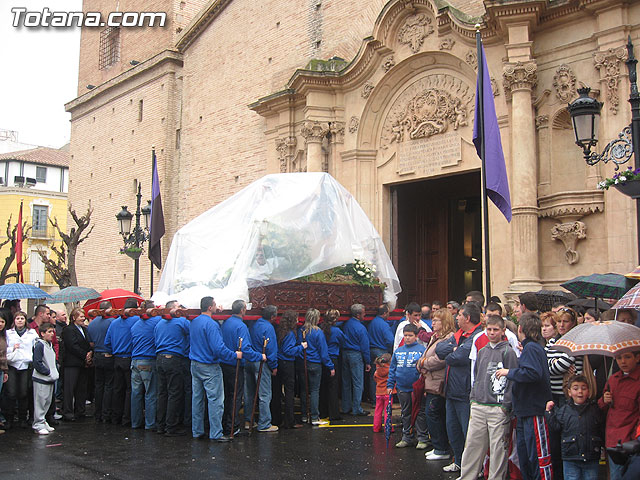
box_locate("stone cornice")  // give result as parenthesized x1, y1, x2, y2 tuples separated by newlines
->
(175, 0, 233, 52)
(538, 190, 605, 219)
(65, 50, 183, 114)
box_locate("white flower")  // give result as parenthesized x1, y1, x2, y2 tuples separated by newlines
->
(372, 265, 377, 272)
(356, 270, 364, 276)
(620, 176, 627, 182)
(615, 179, 619, 184)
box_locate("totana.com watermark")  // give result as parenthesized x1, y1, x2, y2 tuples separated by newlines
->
(11, 7, 167, 28)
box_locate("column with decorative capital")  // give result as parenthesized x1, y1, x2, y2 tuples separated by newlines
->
(301, 121, 329, 172)
(504, 61, 542, 291)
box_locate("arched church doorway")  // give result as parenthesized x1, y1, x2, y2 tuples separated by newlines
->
(392, 171, 482, 306)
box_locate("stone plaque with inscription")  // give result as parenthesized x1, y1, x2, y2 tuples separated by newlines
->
(397, 132, 461, 176)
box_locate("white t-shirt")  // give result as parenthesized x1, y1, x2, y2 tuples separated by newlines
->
(393, 319, 431, 351)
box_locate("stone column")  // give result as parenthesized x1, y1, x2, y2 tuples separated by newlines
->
(301, 121, 329, 172)
(504, 61, 542, 291)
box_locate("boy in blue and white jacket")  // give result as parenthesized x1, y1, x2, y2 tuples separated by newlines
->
(32, 322, 59, 435)
(387, 323, 427, 448)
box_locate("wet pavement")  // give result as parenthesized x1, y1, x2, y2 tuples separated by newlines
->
(1, 409, 456, 480)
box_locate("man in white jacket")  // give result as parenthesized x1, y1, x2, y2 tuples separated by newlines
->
(393, 302, 431, 351)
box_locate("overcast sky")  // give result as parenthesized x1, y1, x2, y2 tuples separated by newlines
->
(0, 1, 82, 148)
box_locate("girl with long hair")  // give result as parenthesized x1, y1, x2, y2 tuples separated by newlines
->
(319, 309, 344, 421)
(297, 308, 335, 425)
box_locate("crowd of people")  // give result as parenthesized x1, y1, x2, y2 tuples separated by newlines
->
(0, 291, 639, 480)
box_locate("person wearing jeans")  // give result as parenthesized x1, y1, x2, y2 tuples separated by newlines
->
(435, 303, 484, 472)
(297, 309, 334, 425)
(190, 296, 240, 441)
(129, 305, 160, 430)
(341, 304, 371, 416)
(244, 306, 278, 432)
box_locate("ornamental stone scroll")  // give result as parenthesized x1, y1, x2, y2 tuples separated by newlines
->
(551, 221, 587, 265)
(397, 13, 433, 54)
(593, 46, 628, 115)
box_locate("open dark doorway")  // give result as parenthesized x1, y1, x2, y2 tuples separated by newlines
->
(391, 172, 482, 307)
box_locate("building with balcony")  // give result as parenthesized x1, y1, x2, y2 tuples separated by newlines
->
(0, 145, 69, 290)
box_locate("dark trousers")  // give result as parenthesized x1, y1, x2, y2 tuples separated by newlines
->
(319, 355, 341, 420)
(182, 357, 192, 427)
(93, 353, 114, 421)
(516, 415, 553, 480)
(112, 357, 131, 425)
(156, 354, 185, 433)
(221, 362, 244, 435)
(549, 394, 565, 479)
(63, 366, 87, 418)
(272, 359, 295, 428)
(425, 393, 449, 454)
(4, 366, 30, 422)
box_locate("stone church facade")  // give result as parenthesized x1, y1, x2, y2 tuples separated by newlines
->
(66, 0, 640, 304)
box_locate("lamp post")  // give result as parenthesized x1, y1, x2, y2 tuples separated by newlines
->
(115, 183, 151, 295)
(568, 36, 640, 263)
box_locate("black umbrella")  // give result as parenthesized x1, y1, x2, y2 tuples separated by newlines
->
(567, 298, 612, 311)
(535, 290, 576, 312)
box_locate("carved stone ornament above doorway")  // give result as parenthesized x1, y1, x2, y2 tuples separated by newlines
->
(397, 13, 433, 54)
(553, 64, 576, 102)
(380, 74, 473, 150)
(551, 221, 586, 265)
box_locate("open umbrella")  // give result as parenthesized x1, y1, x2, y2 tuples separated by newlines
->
(560, 273, 636, 300)
(612, 281, 640, 310)
(567, 298, 612, 311)
(551, 321, 640, 357)
(83, 288, 144, 312)
(0, 283, 51, 300)
(535, 290, 576, 312)
(50, 286, 100, 304)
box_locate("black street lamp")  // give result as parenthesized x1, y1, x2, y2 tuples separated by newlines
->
(569, 36, 640, 263)
(115, 183, 151, 294)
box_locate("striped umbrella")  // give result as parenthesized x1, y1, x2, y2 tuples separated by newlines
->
(551, 321, 640, 357)
(50, 286, 101, 304)
(612, 282, 640, 310)
(0, 283, 51, 300)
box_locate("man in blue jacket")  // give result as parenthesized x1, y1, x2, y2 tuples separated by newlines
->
(435, 302, 485, 473)
(221, 299, 264, 436)
(190, 296, 241, 442)
(245, 305, 278, 432)
(154, 301, 191, 436)
(341, 303, 371, 416)
(104, 298, 139, 426)
(130, 300, 161, 431)
(367, 304, 394, 404)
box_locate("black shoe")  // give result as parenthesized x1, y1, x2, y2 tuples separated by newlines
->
(165, 429, 187, 437)
(46, 418, 60, 426)
(215, 435, 232, 443)
(156, 429, 166, 435)
(355, 411, 370, 416)
(62, 416, 75, 422)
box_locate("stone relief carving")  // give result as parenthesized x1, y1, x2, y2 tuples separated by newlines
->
(553, 64, 577, 102)
(329, 121, 345, 143)
(551, 221, 587, 265)
(535, 115, 549, 129)
(380, 74, 473, 149)
(465, 50, 478, 70)
(300, 121, 330, 143)
(275, 136, 297, 173)
(397, 13, 433, 54)
(382, 55, 395, 72)
(439, 38, 455, 51)
(361, 83, 374, 99)
(348, 116, 359, 134)
(593, 46, 628, 115)
(503, 62, 538, 97)
(491, 77, 500, 97)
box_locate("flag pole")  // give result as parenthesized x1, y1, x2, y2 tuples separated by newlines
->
(150, 146, 155, 296)
(476, 25, 492, 302)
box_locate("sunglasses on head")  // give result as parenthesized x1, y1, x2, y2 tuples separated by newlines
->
(560, 307, 577, 319)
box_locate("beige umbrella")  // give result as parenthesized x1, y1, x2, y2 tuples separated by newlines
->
(552, 321, 640, 357)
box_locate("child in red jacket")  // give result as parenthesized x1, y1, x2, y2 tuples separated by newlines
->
(373, 353, 394, 432)
(598, 350, 640, 480)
